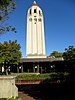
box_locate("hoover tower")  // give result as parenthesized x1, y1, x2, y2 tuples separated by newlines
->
(26, 1, 46, 58)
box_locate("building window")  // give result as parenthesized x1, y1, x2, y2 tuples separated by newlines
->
(39, 10, 41, 16)
(38, 18, 42, 22)
(30, 9, 31, 15)
(29, 18, 32, 21)
(34, 9, 36, 13)
(34, 18, 37, 21)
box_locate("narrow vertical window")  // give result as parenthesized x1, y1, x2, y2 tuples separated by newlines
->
(39, 10, 41, 16)
(34, 9, 36, 13)
(30, 9, 31, 15)
(29, 18, 32, 21)
(38, 18, 42, 22)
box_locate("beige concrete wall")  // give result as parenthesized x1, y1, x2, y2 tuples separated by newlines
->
(0, 76, 18, 99)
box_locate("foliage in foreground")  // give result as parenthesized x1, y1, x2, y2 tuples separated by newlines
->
(0, 96, 20, 100)
(0, 40, 21, 75)
(0, 0, 16, 34)
(63, 46, 75, 63)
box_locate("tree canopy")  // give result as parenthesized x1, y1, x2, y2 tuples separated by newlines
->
(49, 51, 63, 58)
(0, 40, 21, 74)
(63, 46, 75, 63)
(0, 0, 16, 34)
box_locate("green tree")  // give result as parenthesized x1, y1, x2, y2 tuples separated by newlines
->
(0, 40, 21, 75)
(0, 0, 16, 34)
(49, 51, 63, 58)
(63, 46, 75, 63)
(63, 46, 75, 79)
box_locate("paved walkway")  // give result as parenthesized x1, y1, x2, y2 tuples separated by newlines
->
(18, 92, 34, 100)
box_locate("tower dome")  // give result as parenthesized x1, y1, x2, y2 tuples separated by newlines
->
(26, 1, 46, 58)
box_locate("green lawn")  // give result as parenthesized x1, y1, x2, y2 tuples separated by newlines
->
(16, 73, 51, 80)
(16, 72, 69, 80)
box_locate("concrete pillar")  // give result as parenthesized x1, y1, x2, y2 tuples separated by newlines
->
(2, 66, 4, 73)
(33, 66, 35, 72)
(28, 69, 29, 72)
(40, 67, 43, 74)
(21, 65, 23, 73)
(37, 64, 39, 73)
(33, 63, 35, 72)
(17, 67, 19, 73)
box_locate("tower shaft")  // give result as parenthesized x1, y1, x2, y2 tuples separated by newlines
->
(26, 1, 46, 58)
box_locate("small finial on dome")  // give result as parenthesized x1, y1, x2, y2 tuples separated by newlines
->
(31, 1, 38, 6)
(34, 1, 36, 4)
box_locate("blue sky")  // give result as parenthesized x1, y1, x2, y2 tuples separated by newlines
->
(0, 0, 75, 58)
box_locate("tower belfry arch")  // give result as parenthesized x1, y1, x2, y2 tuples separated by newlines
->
(26, 1, 46, 58)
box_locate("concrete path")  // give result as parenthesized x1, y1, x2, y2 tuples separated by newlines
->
(18, 92, 34, 100)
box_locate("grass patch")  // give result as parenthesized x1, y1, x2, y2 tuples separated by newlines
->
(16, 73, 51, 80)
(0, 96, 20, 100)
(16, 72, 70, 80)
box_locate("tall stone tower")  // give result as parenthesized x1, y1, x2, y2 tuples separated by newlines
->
(26, 1, 46, 58)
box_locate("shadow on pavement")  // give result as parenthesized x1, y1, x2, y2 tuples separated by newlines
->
(17, 78, 75, 100)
